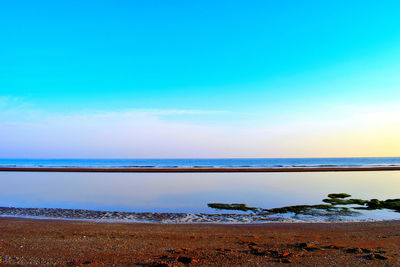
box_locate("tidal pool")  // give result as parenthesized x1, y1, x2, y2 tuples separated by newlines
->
(0, 171, 399, 221)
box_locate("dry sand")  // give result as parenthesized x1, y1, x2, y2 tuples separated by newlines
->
(0, 217, 399, 266)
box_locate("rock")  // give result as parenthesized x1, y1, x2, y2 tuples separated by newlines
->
(167, 248, 186, 254)
(327, 193, 352, 199)
(345, 248, 362, 254)
(324, 245, 341, 249)
(154, 255, 176, 261)
(177, 256, 192, 264)
(250, 248, 268, 256)
(149, 262, 169, 267)
(238, 241, 257, 247)
(366, 254, 388, 260)
(298, 242, 319, 251)
(267, 250, 279, 257)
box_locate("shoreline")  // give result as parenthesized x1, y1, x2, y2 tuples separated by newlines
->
(1, 214, 399, 225)
(1, 206, 398, 224)
(1, 214, 400, 225)
(1, 166, 400, 172)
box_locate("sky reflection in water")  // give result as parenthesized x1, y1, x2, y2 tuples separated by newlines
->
(0, 171, 399, 218)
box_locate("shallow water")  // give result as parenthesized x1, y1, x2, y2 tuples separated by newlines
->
(0, 171, 399, 221)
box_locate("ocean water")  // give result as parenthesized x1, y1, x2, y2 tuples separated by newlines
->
(0, 170, 399, 222)
(0, 157, 400, 168)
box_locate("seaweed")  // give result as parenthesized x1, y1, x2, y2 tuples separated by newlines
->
(265, 204, 334, 215)
(322, 198, 367, 206)
(207, 203, 259, 212)
(365, 199, 400, 211)
(207, 193, 400, 215)
(327, 193, 351, 199)
(382, 199, 400, 212)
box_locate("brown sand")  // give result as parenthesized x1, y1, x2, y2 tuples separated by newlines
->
(1, 166, 400, 172)
(0, 218, 399, 266)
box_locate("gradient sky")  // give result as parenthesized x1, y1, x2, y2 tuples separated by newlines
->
(1, 0, 400, 158)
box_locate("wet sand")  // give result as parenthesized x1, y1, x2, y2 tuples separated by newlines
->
(1, 166, 400, 172)
(0, 217, 399, 266)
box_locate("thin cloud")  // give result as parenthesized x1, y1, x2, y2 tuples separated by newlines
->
(0, 96, 398, 158)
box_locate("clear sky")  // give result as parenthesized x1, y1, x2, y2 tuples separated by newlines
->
(1, 0, 400, 158)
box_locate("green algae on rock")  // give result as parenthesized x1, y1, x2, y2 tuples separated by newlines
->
(207, 203, 259, 212)
(354, 198, 400, 212)
(327, 193, 352, 199)
(322, 198, 367, 205)
(208, 193, 400, 216)
(264, 204, 334, 215)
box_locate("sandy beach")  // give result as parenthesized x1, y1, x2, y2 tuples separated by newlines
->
(0, 217, 399, 266)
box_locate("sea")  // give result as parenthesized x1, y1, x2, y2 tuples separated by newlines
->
(0, 157, 400, 168)
(0, 157, 399, 222)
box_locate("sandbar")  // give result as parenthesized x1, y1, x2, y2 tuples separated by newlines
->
(1, 166, 400, 172)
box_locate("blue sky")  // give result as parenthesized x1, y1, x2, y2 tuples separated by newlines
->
(1, 1, 400, 157)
